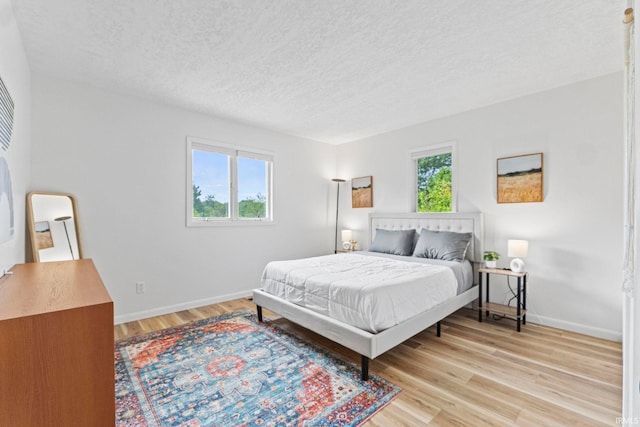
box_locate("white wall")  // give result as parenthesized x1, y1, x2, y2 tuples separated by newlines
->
(337, 73, 623, 340)
(0, 0, 30, 272)
(31, 75, 336, 322)
(28, 64, 623, 338)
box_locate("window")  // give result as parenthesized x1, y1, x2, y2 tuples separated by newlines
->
(187, 137, 273, 225)
(410, 142, 457, 212)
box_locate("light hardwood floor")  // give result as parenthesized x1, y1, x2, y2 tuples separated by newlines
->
(114, 298, 622, 426)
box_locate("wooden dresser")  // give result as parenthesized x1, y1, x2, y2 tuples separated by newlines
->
(0, 259, 115, 426)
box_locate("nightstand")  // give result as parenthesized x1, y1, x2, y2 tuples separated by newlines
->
(336, 249, 359, 253)
(478, 268, 527, 332)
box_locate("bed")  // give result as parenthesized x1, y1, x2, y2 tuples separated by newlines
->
(253, 212, 483, 380)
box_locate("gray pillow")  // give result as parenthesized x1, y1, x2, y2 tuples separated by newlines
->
(369, 229, 416, 256)
(412, 229, 472, 262)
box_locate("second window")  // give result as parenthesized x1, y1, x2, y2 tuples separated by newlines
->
(188, 137, 273, 225)
(411, 142, 457, 212)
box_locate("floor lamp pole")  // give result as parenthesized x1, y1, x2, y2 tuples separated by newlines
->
(332, 178, 345, 253)
(55, 216, 75, 260)
(62, 221, 74, 260)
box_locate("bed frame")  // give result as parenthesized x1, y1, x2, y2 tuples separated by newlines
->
(253, 212, 483, 380)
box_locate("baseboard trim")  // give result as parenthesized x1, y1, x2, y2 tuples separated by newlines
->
(526, 313, 622, 342)
(114, 290, 253, 325)
(114, 292, 623, 342)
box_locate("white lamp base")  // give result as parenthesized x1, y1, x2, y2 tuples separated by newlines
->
(510, 258, 525, 273)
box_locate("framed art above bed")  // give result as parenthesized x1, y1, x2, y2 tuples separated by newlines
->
(352, 176, 373, 208)
(497, 153, 543, 203)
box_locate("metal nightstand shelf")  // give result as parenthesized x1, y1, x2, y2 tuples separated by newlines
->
(478, 267, 527, 332)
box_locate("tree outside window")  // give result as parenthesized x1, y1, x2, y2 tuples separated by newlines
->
(412, 142, 456, 213)
(416, 153, 452, 212)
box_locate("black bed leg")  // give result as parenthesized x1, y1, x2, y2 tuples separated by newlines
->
(437, 321, 441, 337)
(361, 355, 369, 381)
(256, 305, 263, 322)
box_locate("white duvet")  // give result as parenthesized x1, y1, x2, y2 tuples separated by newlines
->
(260, 253, 458, 333)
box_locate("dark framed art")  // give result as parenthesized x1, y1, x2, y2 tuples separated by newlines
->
(497, 153, 543, 203)
(352, 176, 373, 208)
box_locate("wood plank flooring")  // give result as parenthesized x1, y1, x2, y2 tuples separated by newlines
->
(114, 298, 622, 426)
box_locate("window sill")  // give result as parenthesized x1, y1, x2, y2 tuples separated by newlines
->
(187, 219, 276, 227)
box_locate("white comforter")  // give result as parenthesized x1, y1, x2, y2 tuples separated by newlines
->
(261, 253, 458, 333)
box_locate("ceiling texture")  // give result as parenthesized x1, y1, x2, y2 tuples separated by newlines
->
(10, 0, 623, 144)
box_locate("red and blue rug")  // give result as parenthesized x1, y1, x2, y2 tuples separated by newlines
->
(115, 310, 401, 426)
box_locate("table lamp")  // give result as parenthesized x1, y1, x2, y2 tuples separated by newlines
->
(341, 229, 355, 250)
(508, 239, 528, 272)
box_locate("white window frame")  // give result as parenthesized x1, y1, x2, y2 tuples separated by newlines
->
(409, 140, 458, 212)
(186, 136, 274, 226)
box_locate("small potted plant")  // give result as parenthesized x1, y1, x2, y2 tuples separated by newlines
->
(483, 251, 500, 268)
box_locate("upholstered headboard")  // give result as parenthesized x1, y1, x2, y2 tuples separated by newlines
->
(368, 212, 484, 262)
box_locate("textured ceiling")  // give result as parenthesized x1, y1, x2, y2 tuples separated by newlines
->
(10, 0, 622, 144)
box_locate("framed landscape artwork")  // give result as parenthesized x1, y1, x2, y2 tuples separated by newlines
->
(352, 176, 373, 208)
(497, 153, 543, 203)
(35, 221, 54, 250)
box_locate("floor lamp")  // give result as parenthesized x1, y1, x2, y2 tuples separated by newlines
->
(332, 178, 345, 253)
(55, 216, 75, 260)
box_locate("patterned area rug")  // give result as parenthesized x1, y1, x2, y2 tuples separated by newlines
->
(115, 310, 401, 426)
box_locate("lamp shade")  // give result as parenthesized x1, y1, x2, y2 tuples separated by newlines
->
(341, 229, 353, 242)
(507, 240, 528, 258)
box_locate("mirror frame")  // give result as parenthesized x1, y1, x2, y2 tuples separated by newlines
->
(26, 191, 84, 262)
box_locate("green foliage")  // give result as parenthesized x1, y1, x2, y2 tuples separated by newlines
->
(192, 185, 266, 219)
(239, 193, 266, 218)
(192, 184, 204, 214)
(192, 184, 228, 218)
(417, 154, 452, 212)
(483, 251, 500, 261)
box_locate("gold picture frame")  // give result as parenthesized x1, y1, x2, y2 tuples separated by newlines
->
(352, 176, 373, 208)
(497, 153, 543, 203)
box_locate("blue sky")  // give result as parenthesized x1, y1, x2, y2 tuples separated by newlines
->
(193, 150, 266, 202)
(497, 154, 542, 175)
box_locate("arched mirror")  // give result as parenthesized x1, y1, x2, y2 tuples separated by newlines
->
(26, 192, 83, 262)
